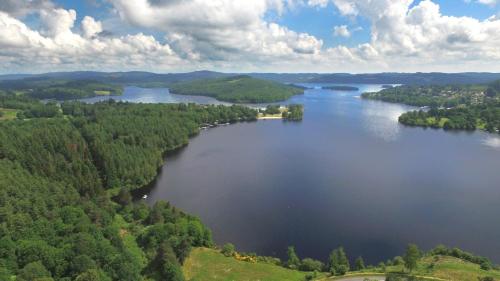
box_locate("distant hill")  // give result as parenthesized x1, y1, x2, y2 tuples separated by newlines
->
(0, 71, 231, 86)
(0, 78, 123, 100)
(168, 75, 304, 103)
(2, 71, 500, 85)
(309, 72, 500, 85)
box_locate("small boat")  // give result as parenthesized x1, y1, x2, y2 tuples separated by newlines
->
(142, 195, 148, 199)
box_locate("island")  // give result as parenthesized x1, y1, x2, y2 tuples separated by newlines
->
(362, 80, 500, 133)
(323, 85, 359, 91)
(168, 75, 304, 103)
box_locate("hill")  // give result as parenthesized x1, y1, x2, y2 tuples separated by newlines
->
(4, 71, 500, 85)
(0, 78, 123, 100)
(168, 75, 304, 103)
(183, 248, 312, 281)
(310, 72, 500, 85)
(184, 248, 500, 281)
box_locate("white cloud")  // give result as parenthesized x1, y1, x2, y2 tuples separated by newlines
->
(333, 25, 351, 37)
(110, 0, 323, 62)
(307, 0, 329, 8)
(81, 16, 103, 38)
(320, 0, 500, 71)
(476, 0, 497, 6)
(0, 0, 54, 17)
(1, 0, 500, 72)
(39, 8, 76, 37)
(0, 10, 183, 73)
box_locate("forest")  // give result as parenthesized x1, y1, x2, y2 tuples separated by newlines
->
(0, 95, 257, 281)
(363, 80, 500, 133)
(168, 75, 304, 103)
(0, 78, 123, 100)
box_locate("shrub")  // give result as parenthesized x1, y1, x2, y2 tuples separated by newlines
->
(221, 243, 235, 257)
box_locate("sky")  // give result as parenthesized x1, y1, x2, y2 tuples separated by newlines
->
(0, 0, 499, 74)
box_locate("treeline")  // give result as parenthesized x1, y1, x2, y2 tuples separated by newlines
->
(0, 98, 257, 280)
(398, 103, 500, 133)
(220, 242, 496, 280)
(361, 84, 488, 107)
(0, 78, 123, 100)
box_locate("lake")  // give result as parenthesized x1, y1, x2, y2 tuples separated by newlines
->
(90, 86, 500, 264)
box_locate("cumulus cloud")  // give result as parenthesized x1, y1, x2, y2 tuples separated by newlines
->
(319, 0, 500, 71)
(1, 0, 500, 72)
(81, 16, 103, 38)
(0, 10, 183, 73)
(0, 0, 54, 17)
(333, 25, 351, 37)
(110, 0, 323, 62)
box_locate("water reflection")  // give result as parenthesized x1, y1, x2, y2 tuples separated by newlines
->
(482, 135, 500, 150)
(361, 100, 413, 141)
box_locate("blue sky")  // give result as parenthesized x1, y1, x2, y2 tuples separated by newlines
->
(0, 0, 500, 73)
(46, 0, 499, 48)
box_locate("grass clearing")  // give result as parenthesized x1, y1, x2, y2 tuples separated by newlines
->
(0, 108, 18, 121)
(94, 90, 112, 95)
(112, 214, 147, 268)
(184, 249, 500, 281)
(183, 248, 316, 281)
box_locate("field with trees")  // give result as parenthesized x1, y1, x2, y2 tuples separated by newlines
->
(169, 75, 304, 103)
(184, 244, 500, 281)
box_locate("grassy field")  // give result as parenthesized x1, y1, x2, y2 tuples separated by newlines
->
(0, 108, 18, 121)
(408, 256, 500, 281)
(184, 248, 500, 281)
(183, 248, 315, 281)
(346, 256, 500, 281)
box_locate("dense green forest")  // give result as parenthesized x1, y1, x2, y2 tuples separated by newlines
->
(168, 75, 304, 103)
(0, 78, 123, 100)
(0, 95, 257, 281)
(363, 81, 500, 133)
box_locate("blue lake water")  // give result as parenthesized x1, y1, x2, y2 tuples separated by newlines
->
(88, 85, 500, 264)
